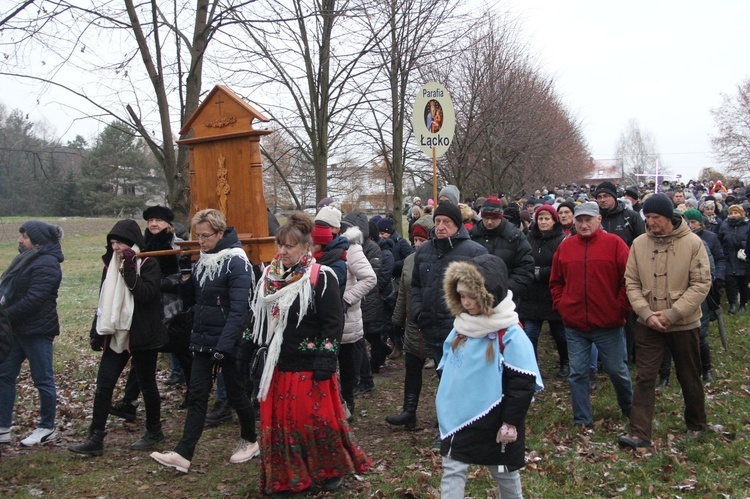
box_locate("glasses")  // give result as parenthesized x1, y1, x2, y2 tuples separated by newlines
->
(196, 231, 218, 241)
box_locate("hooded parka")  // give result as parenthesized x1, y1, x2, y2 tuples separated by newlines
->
(90, 219, 167, 352)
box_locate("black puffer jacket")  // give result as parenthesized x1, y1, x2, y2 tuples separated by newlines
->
(184, 227, 253, 356)
(719, 217, 749, 277)
(362, 235, 393, 329)
(518, 222, 566, 321)
(5, 241, 63, 337)
(411, 225, 487, 346)
(469, 219, 534, 302)
(390, 230, 415, 277)
(600, 200, 645, 247)
(0, 303, 10, 363)
(90, 219, 167, 352)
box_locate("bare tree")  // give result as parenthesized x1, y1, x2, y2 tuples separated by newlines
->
(355, 0, 467, 233)
(711, 78, 750, 177)
(427, 12, 589, 199)
(0, 0, 257, 222)
(615, 118, 660, 184)
(226, 0, 383, 205)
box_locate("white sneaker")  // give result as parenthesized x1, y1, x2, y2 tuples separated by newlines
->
(21, 428, 58, 447)
(0, 427, 10, 444)
(229, 439, 260, 464)
(150, 451, 190, 473)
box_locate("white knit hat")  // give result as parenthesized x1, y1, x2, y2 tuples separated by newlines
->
(315, 205, 342, 228)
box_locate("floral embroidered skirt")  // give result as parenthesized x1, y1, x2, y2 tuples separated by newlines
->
(259, 369, 371, 494)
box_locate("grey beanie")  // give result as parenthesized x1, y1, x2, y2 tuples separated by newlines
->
(438, 184, 460, 205)
(20, 221, 64, 246)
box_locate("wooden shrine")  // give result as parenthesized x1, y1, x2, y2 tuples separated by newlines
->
(177, 85, 276, 264)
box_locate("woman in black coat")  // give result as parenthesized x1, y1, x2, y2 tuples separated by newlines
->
(69, 219, 167, 456)
(518, 205, 569, 377)
(151, 209, 258, 473)
(110, 206, 193, 422)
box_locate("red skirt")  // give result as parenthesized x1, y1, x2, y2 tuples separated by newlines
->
(259, 369, 371, 494)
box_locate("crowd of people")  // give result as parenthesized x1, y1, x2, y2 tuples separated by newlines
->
(0, 175, 744, 496)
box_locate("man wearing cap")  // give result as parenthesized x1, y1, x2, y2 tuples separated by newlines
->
(619, 194, 711, 449)
(412, 201, 487, 366)
(549, 203, 633, 428)
(469, 196, 534, 305)
(623, 186, 642, 214)
(0, 221, 64, 447)
(658, 208, 725, 386)
(594, 181, 645, 247)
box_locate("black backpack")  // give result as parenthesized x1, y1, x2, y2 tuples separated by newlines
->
(0, 304, 11, 364)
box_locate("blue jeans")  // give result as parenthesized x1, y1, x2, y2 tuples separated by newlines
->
(522, 319, 568, 367)
(565, 327, 632, 425)
(0, 335, 56, 429)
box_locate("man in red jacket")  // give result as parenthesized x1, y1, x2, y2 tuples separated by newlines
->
(549, 202, 633, 427)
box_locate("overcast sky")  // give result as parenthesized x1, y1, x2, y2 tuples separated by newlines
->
(502, 0, 750, 182)
(3, 1, 749, 184)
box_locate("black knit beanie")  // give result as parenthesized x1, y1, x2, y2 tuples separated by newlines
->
(594, 181, 618, 199)
(434, 201, 463, 229)
(20, 221, 63, 246)
(643, 193, 674, 219)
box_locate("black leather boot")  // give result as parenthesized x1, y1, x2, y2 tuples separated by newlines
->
(385, 393, 418, 429)
(205, 399, 232, 427)
(68, 429, 106, 457)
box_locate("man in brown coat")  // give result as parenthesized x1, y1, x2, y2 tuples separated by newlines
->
(619, 194, 711, 449)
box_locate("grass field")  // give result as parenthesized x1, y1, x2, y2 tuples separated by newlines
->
(1, 216, 750, 498)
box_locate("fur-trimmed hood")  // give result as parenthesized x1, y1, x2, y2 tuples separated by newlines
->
(443, 254, 509, 316)
(341, 225, 364, 246)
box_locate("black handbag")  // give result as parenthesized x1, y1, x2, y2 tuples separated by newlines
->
(249, 345, 268, 380)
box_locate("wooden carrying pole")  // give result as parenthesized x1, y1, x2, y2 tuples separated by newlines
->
(135, 248, 200, 258)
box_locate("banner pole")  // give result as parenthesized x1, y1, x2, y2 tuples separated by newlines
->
(432, 146, 438, 203)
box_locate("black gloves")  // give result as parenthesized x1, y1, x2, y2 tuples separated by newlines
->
(121, 248, 137, 270)
(90, 336, 104, 352)
(392, 323, 405, 339)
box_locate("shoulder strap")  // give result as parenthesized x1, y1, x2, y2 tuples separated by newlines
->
(310, 263, 321, 288)
(497, 328, 507, 353)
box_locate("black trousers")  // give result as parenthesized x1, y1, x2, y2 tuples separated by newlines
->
(92, 347, 160, 434)
(338, 342, 359, 411)
(174, 352, 256, 460)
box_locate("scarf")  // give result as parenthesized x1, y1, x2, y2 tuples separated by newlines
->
(436, 293, 543, 439)
(193, 247, 250, 288)
(96, 245, 141, 354)
(453, 292, 519, 337)
(0, 246, 42, 306)
(251, 251, 322, 401)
